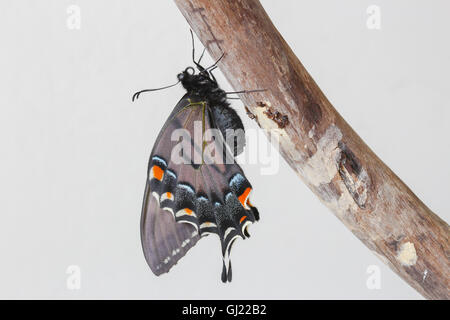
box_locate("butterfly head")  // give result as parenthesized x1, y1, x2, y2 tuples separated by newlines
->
(177, 67, 195, 83)
(177, 66, 222, 101)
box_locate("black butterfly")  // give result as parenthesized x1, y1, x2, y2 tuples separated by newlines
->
(133, 36, 261, 282)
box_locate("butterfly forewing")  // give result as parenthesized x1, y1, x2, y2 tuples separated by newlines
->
(141, 95, 259, 282)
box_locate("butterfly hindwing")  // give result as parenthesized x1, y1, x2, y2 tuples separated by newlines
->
(140, 95, 258, 281)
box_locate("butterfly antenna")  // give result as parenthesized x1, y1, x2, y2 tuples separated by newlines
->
(190, 29, 196, 65)
(132, 80, 180, 102)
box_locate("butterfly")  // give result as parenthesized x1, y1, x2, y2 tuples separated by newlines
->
(133, 35, 261, 282)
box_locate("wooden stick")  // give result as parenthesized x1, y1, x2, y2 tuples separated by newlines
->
(174, 0, 449, 299)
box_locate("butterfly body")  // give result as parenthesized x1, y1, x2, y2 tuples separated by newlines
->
(138, 63, 259, 283)
(178, 67, 227, 105)
(177, 68, 246, 156)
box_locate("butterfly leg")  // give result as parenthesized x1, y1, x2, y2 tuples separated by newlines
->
(225, 89, 266, 95)
(190, 29, 209, 73)
(207, 65, 219, 83)
(205, 53, 225, 72)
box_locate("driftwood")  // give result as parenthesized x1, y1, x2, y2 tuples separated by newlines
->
(173, 0, 449, 299)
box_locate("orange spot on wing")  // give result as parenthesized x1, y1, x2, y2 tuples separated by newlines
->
(185, 208, 193, 215)
(166, 192, 172, 199)
(152, 165, 164, 181)
(239, 216, 247, 223)
(238, 187, 251, 206)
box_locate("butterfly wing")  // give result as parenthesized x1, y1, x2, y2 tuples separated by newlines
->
(141, 95, 259, 281)
(141, 95, 201, 275)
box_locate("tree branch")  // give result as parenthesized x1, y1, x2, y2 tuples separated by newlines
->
(174, 0, 449, 299)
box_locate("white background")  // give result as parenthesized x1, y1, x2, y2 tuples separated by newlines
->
(0, 0, 448, 299)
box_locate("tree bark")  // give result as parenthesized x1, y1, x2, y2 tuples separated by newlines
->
(173, 0, 449, 299)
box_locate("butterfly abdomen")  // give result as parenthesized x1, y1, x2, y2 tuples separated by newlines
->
(210, 104, 246, 157)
